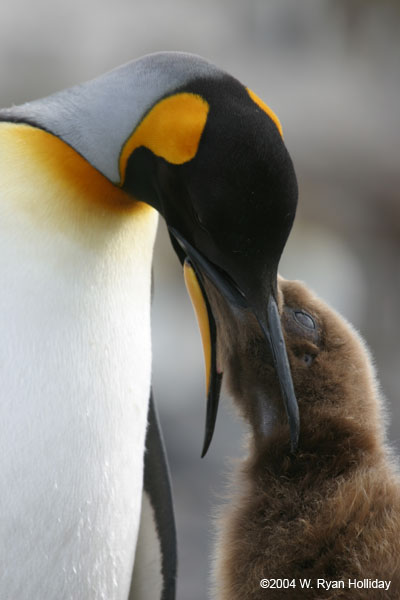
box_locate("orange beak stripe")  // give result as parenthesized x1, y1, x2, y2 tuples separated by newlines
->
(183, 260, 212, 394)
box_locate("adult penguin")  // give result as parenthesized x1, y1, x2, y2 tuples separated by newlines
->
(0, 52, 298, 599)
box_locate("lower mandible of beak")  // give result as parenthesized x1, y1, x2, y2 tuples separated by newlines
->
(183, 259, 222, 457)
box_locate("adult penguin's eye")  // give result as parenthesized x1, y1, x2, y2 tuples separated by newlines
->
(294, 310, 315, 330)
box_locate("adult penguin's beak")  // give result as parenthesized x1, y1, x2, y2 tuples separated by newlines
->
(256, 297, 300, 454)
(183, 259, 222, 458)
(170, 228, 299, 457)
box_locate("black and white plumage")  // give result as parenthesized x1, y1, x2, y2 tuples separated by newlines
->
(0, 52, 298, 599)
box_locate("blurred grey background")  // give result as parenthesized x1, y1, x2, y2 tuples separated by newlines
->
(1, 1, 399, 598)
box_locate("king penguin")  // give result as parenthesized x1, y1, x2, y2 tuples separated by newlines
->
(0, 52, 299, 599)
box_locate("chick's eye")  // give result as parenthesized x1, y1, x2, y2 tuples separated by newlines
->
(294, 310, 315, 330)
(303, 353, 314, 366)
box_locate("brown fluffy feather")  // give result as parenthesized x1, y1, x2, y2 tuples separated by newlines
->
(213, 278, 400, 599)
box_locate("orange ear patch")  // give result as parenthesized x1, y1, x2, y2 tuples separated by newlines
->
(119, 93, 209, 185)
(247, 88, 283, 139)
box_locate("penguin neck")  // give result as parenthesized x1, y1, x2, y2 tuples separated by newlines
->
(0, 122, 158, 598)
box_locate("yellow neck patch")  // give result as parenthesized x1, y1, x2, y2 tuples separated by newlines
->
(247, 88, 283, 139)
(119, 93, 210, 185)
(0, 122, 145, 213)
(0, 122, 155, 247)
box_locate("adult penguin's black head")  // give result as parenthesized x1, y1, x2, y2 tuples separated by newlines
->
(120, 63, 298, 455)
(1, 52, 299, 456)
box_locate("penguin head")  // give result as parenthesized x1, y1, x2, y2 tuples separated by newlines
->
(125, 76, 299, 455)
(122, 73, 297, 313)
(119, 69, 299, 455)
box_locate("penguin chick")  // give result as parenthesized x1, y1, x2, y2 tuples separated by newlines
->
(212, 277, 400, 599)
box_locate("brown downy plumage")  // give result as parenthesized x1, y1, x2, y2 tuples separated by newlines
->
(212, 277, 400, 599)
